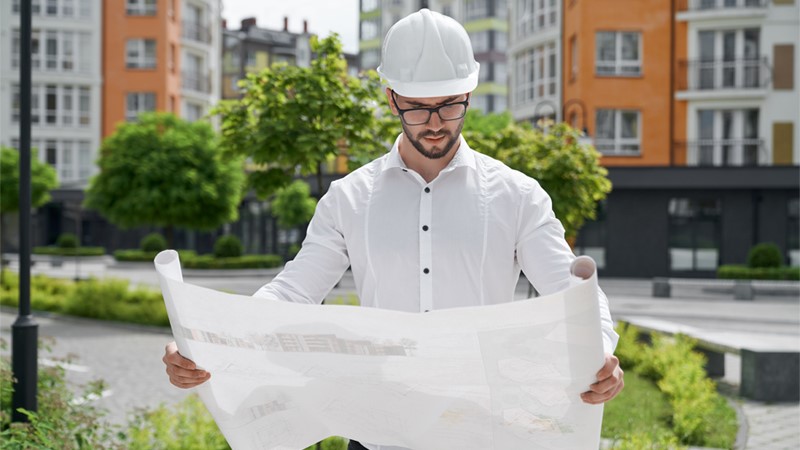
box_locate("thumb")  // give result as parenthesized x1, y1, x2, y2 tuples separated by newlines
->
(570, 255, 596, 281)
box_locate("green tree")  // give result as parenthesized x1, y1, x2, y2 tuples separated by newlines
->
(272, 180, 318, 229)
(84, 113, 245, 247)
(464, 119, 611, 241)
(0, 146, 58, 258)
(214, 34, 393, 198)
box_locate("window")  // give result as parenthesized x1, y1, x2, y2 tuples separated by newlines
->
(470, 95, 488, 113)
(45, 31, 58, 70)
(469, 31, 490, 53)
(596, 31, 641, 76)
(360, 49, 380, 69)
(569, 35, 578, 81)
(361, 18, 380, 40)
(465, 0, 489, 20)
(126, 39, 157, 69)
(11, 84, 90, 127)
(695, 109, 760, 166)
(126, 0, 156, 15)
(186, 103, 204, 122)
(126, 92, 156, 121)
(696, 28, 760, 90)
(361, 0, 378, 12)
(494, 31, 508, 52)
(595, 109, 641, 155)
(669, 199, 721, 272)
(514, 43, 557, 107)
(789, 199, 799, 266)
(78, 141, 92, 180)
(574, 201, 607, 269)
(516, 0, 557, 38)
(13, 29, 91, 73)
(13, 0, 87, 17)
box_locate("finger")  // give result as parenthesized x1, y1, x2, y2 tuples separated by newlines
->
(167, 365, 209, 379)
(596, 355, 620, 379)
(589, 376, 619, 395)
(169, 372, 210, 387)
(582, 375, 625, 404)
(165, 352, 198, 371)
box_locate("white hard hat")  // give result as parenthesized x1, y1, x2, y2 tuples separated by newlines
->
(377, 8, 480, 98)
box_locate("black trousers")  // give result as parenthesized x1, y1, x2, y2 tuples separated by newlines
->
(347, 440, 369, 450)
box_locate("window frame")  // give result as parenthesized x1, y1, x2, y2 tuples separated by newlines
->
(594, 108, 642, 156)
(595, 30, 642, 77)
(126, 39, 157, 69)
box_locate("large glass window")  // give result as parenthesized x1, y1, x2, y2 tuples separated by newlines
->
(694, 109, 760, 166)
(465, 0, 490, 21)
(596, 31, 641, 76)
(516, 0, 557, 38)
(11, 83, 91, 127)
(12, 29, 91, 73)
(669, 199, 722, 271)
(361, 17, 380, 40)
(361, 0, 378, 12)
(594, 109, 641, 155)
(514, 43, 556, 107)
(574, 201, 607, 269)
(126, 39, 157, 69)
(469, 31, 490, 53)
(789, 199, 799, 267)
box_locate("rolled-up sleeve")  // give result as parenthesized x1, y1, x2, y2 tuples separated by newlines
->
(514, 179, 619, 354)
(253, 182, 350, 305)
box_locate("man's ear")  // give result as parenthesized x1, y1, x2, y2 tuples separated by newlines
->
(385, 88, 399, 116)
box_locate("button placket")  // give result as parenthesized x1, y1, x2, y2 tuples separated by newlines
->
(419, 184, 433, 313)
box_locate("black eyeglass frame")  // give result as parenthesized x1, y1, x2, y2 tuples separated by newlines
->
(391, 90, 470, 125)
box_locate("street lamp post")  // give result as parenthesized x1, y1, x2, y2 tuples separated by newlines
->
(12, 0, 40, 422)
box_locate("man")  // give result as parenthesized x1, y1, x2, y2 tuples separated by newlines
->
(163, 8, 623, 450)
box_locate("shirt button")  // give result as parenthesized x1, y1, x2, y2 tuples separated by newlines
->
(424, 187, 430, 193)
(402, 169, 408, 172)
(422, 225, 429, 231)
(423, 268, 430, 274)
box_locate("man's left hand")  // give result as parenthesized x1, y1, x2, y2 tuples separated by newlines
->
(581, 353, 624, 404)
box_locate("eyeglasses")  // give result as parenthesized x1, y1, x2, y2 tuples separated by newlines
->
(391, 90, 469, 126)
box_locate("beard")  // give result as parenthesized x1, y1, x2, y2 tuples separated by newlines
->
(402, 119, 464, 160)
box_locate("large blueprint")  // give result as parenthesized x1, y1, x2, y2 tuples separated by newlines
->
(155, 250, 606, 450)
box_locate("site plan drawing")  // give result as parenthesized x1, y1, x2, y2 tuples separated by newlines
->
(155, 250, 606, 450)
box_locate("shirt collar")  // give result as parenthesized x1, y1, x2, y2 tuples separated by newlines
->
(381, 134, 478, 174)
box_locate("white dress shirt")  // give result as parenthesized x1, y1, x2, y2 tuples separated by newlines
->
(254, 135, 618, 450)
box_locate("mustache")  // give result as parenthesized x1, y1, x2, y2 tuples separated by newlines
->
(418, 130, 450, 139)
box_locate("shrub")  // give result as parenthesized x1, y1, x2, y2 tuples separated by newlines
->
(182, 254, 282, 270)
(140, 233, 168, 253)
(56, 233, 78, 249)
(748, 242, 782, 268)
(717, 265, 800, 280)
(0, 338, 122, 449)
(613, 323, 737, 448)
(213, 235, 243, 258)
(33, 246, 106, 256)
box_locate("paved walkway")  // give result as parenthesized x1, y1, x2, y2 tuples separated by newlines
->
(2, 259, 798, 448)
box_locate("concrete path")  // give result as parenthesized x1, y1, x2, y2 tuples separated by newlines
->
(2, 259, 798, 448)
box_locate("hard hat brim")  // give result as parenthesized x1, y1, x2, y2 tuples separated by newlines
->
(382, 69, 479, 99)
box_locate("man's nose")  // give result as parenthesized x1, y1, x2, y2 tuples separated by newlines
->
(427, 110, 444, 131)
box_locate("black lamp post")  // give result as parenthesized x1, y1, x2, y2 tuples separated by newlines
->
(12, 0, 39, 423)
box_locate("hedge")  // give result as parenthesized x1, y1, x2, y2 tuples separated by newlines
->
(114, 249, 197, 262)
(717, 265, 800, 280)
(33, 246, 106, 257)
(182, 254, 283, 269)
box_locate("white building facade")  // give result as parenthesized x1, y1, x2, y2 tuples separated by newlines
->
(676, 0, 800, 166)
(1, 0, 103, 188)
(180, 0, 221, 124)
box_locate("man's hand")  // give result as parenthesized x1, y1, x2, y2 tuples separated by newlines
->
(163, 341, 210, 389)
(581, 353, 624, 404)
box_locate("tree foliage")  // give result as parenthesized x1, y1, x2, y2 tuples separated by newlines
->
(271, 180, 318, 229)
(213, 34, 394, 198)
(0, 146, 58, 214)
(83, 113, 245, 245)
(463, 117, 611, 240)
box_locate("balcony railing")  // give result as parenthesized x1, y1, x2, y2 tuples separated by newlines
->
(677, 58, 770, 91)
(182, 21, 211, 44)
(677, 139, 766, 166)
(677, 0, 769, 12)
(182, 71, 212, 93)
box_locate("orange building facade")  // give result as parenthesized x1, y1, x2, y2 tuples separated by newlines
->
(102, 0, 182, 138)
(562, 0, 680, 167)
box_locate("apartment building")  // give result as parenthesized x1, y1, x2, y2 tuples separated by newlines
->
(359, 0, 509, 113)
(180, 0, 222, 123)
(0, 0, 103, 189)
(558, 0, 799, 277)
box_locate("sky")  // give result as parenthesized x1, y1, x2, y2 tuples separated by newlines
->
(222, 0, 360, 54)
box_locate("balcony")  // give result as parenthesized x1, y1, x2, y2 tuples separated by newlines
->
(677, 139, 767, 166)
(678, 0, 769, 11)
(182, 71, 212, 93)
(676, 58, 770, 97)
(182, 21, 211, 44)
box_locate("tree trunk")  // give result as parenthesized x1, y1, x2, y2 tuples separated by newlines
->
(165, 225, 175, 249)
(316, 161, 324, 198)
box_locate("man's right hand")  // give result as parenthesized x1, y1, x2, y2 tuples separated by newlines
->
(163, 341, 210, 388)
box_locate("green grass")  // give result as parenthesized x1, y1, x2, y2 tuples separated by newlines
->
(601, 371, 674, 440)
